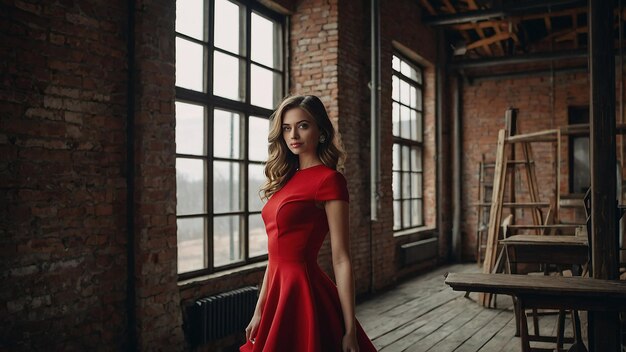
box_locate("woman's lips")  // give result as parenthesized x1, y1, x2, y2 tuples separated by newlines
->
(290, 143, 302, 148)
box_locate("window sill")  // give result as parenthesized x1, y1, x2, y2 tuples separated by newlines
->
(178, 260, 268, 288)
(393, 226, 437, 238)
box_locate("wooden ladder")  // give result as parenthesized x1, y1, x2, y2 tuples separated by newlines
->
(479, 112, 557, 307)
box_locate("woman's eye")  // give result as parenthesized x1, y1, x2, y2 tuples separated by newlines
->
(298, 123, 308, 129)
(282, 126, 290, 131)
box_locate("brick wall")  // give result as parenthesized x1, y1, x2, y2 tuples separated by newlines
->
(1, 1, 128, 349)
(132, 0, 185, 349)
(460, 71, 612, 260)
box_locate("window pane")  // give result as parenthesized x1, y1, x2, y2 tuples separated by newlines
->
(176, 102, 205, 155)
(402, 145, 410, 170)
(176, 0, 204, 40)
(392, 75, 399, 102)
(416, 199, 423, 225)
(176, 158, 205, 215)
(251, 64, 276, 109)
(248, 164, 265, 212)
(411, 147, 422, 171)
(402, 172, 410, 198)
(252, 12, 280, 68)
(393, 144, 400, 171)
(393, 201, 401, 230)
(412, 172, 421, 198)
(403, 199, 411, 228)
(177, 217, 204, 273)
(392, 102, 400, 137)
(409, 86, 417, 109)
(400, 105, 410, 139)
(213, 51, 244, 101)
(410, 109, 417, 141)
(413, 173, 424, 198)
(249, 213, 268, 257)
(400, 60, 416, 81)
(249, 116, 269, 161)
(416, 111, 423, 142)
(573, 137, 590, 193)
(176, 37, 204, 91)
(411, 199, 420, 227)
(213, 161, 241, 213)
(392, 171, 400, 199)
(214, 215, 242, 266)
(392, 55, 401, 71)
(214, 0, 243, 54)
(416, 87, 423, 110)
(213, 109, 241, 159)
(416, 67, 423, 84)
(400, 80, 410, 106)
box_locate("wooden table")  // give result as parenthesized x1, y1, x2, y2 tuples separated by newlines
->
(500, 234, 589, 275)
(445, 273, 626, 352)
(498, 235, 590, 350)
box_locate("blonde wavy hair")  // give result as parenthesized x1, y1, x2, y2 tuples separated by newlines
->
(260, 95, 344, 200)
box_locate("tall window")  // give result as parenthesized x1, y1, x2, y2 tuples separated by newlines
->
(175, 0, 285, 277)
(568, 106, 590, 194)
(391, 54, 424, 231)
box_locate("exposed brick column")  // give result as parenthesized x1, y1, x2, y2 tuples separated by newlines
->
(336, 0, 381, 293)
(289, 0, 342, 280)
(132, 0, 184, 349)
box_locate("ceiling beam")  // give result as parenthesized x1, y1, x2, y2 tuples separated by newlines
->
(466, 32, 513, 50)
(423, 0, 586, 26)
(419, 0, 436, 15)
(449, 48, 587, 69)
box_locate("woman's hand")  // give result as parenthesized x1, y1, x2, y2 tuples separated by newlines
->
(342, 330, 359, 352)
(244, 313, 261, 343)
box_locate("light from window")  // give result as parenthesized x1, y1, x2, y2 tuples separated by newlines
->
(175, 0, 283, 276)
(392, 54, 424, 231)
(176, 38, 204, 91)
(214, 0, 243, 54)
(176, 0, 204, 40)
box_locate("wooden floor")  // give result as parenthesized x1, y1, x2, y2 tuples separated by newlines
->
(356, 263, 583, 352)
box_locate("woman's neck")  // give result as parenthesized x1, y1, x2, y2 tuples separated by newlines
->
(298, 155, 322, 170)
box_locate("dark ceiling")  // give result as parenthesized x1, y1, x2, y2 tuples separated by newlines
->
(417, 0, 625, 78)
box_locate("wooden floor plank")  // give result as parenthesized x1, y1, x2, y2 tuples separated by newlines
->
(355, 263, 596, 352)
(403, 299, 485, 352)
(381, 299, 475, 352)
(426, 298, 504, 352)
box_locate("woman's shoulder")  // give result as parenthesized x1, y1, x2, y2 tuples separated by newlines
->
(303, 164, 345, 180)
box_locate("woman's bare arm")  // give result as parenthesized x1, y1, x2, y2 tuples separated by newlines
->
(326, 200, 358, 351)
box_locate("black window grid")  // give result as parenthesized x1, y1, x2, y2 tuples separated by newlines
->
(175, 0, 286, 279)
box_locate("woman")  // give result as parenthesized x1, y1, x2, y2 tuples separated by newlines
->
(240, 95, 377, 352)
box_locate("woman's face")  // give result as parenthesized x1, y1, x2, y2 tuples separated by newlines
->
(282, 107, 321, 157)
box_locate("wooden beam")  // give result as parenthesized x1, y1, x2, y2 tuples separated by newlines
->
(544, 16, 552, 32)
(442, 0, 492, 56)
(466, 0, 504, 55)
(451, 20, 513, 31)
(423, 0, 586, 26)
(539, 26, 587, 44)
(419, 0, 437, 16)
(466, 32, 512, 50)
(589, 0, 620, 350)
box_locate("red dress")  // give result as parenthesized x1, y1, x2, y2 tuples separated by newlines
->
(240, 165, 377, 352)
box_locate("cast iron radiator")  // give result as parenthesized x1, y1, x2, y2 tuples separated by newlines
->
(186, 286, 258, 345)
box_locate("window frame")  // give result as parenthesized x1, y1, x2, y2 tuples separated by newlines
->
(391, 52, 425, 232)
(175, 0, 287, 280)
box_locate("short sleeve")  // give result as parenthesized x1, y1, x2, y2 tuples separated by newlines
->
(315, 172, 349, 202)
